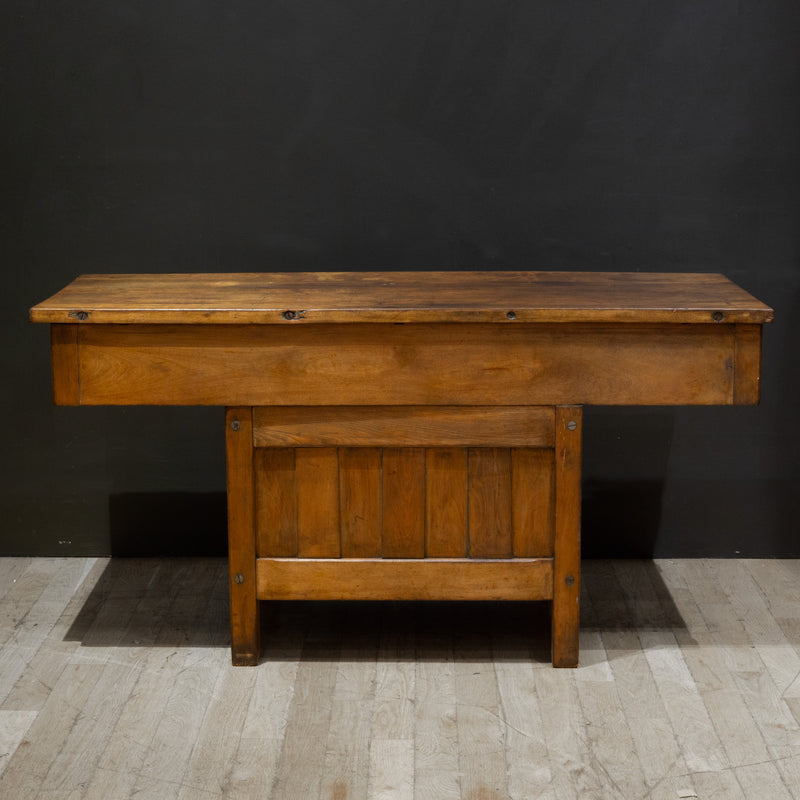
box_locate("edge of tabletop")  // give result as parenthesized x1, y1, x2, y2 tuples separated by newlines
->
(28, 272, 776, 326)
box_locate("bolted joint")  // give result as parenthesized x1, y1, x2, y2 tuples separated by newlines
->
(566, 420, 578, 431)
(230, 419, 241, 432)
(233, 573, 245, 585)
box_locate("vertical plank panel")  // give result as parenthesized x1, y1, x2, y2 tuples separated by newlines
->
(382, 448, 425, 558)
(226, 407, 259, 666)
(254, 448, 297, 557)
(51, 324, 80, 405)
(339, 448, 382, 557)
(425, 448, 468, 557)
(468, 448, 512, 558)
(296, 448, 340, 558)
(552, 406, 582, 667)
(512, 448, 555, 557)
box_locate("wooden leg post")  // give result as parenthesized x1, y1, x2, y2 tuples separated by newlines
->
(552, 405, 582, 667)
(226, 407, 260, 665)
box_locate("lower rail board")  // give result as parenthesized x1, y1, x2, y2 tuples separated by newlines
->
(255, 557, 554, 601)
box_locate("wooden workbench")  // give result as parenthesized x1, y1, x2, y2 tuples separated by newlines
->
(31, 271, 773, 666)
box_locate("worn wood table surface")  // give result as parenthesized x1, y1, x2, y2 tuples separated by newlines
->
(31, 271, 773, 666)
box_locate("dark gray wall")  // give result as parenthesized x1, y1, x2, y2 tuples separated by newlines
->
(3, 1, 798, 557)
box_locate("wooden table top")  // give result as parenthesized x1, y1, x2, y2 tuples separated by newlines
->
(30, 271, 773, 325)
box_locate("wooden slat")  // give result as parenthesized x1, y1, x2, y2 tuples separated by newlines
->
(50, 324, 80, 406)
(72, 322, 741, 407)
(30, 271, 774, 325)
(552, 406, 582, 668)
(339, 448, 382, 557)
(296, 448, 340, 558)
(254, 448, 297, 557)
(468, 448, 513, 559)
(381, 448, 425, 558)
(425, 448, 468, 558)
(255, 558, 553, 601)
(733, 324, 763, 405)
(512, 448, 555, 557)
(253, 406, 555, 447)
(225, 407, 259, 666)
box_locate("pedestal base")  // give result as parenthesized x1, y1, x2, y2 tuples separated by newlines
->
(225, 404, 582, 667)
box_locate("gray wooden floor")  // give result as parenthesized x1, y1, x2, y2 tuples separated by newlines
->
(1, 558, 800, 799)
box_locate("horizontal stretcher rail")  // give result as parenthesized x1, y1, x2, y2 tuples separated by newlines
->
(255, 557, 554, 601)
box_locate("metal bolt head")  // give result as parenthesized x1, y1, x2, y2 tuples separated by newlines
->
(712, 311, 724, 322)
(506, 310, 516, 320)
(565, 574, 575, 586)
(230, 419, 241, 432)
(283, 310, 297, 320)
(566, 420, 578, 431)
(233, 573, 245, 584)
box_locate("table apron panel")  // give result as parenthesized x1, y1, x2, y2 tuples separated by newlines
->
(68, 322, 742, 406)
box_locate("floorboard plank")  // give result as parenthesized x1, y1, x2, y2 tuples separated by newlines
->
(268, 636, 340, 800)
(414, 627, 460, 800)
(454, 631, 509, 800)
(319, 606, 378, 800)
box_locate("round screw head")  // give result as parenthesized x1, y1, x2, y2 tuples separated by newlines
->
(565, 574, 575, 586)
(566, 420, 578, 431)
(233, 573, 245, 584)
(230, 419, 241, 432)
(506, 310, 516, 320)
(712, 311, 724, 322)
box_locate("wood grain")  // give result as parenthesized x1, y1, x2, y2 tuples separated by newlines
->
(368, 740, 414, 800)
(339, 448, 382, 558)
(319, 631, 376, 800)
(50, 324, 80, 406)
(468, 448, 513, 559)
(733, 324, 763, 405)
(225, 407, 259, 666)
(30, 271, 774, 325)
(295, 448, 340, 558)
(255, 558, 553, 601)
(77, 563, 224, 800)
(254, 448, 297, 557)
(253, 405, 555, 447)
(512, 447, 555, 557)
(455, 634, 509, 800)
(414, 632, 460, 800)
(269, 641, 339, 800)
(381, 449, 425, 559)
(71, 322, 743, 407)
(552, 406, 582, 668)
(176, 665, 257, 799)
(425, 448, 468, 558)
(494, 658, 552, 798)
